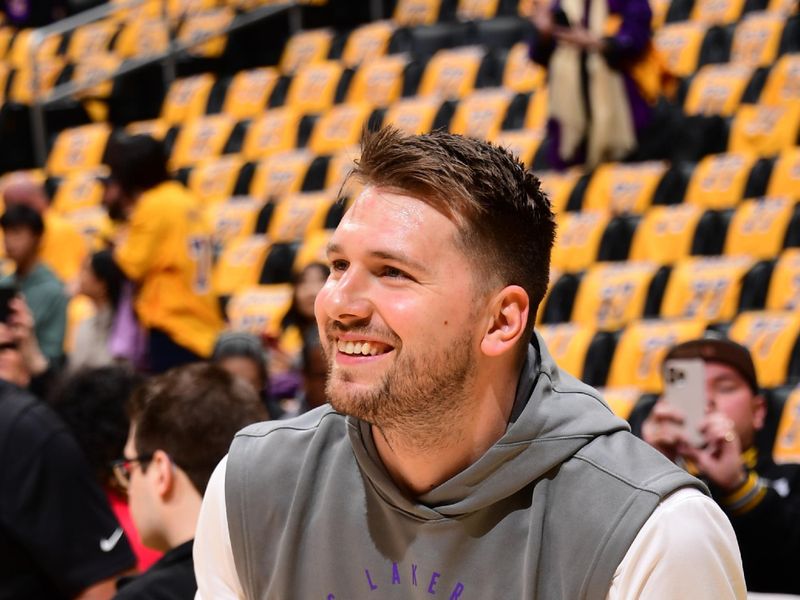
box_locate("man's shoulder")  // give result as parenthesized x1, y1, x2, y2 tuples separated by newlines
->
(0, 382, 58, 439)
(233, 405, 348, 450)
(114, 558, 196, 600)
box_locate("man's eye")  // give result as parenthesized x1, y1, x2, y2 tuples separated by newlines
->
(382, 266, 406, 279)
(331, 260, 348, 272)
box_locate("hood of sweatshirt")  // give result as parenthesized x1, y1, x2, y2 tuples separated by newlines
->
(348, 332, 630, 520)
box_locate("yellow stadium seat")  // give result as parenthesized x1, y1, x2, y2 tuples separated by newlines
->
(766, 248, 800, 310)
(730, 12, 785, 67)
(249, 149, 316, 200)
(222, 67, 280, 120)
(684, 151, 758, 209)
(572, 261, 662, 330)
(654, 22, 709, 78)
(767, 147, 800, 198)
(267, 191, 334, 243)
(67, 19, 119, 61)
(629, 204, 705, 264)
(40, 212, 90, 284)
(551, 210, 612, 273)
(607, 318, 708, 392)
(383, 96, 445, 134)
(64, 294, 96, 355)
(597, 386, 642, 420)
(502, 42, 547, 93)
(160, 74, 216, 124)
(71, 54, 121, 100)
(240, 107, 303, 161)
(284, 60, 345, 114)
(325, 145, 361, 196)
(759, 54, 800, 106)
(8, 59, 65, 104)
(537, 321, 596, 381)
(537, 169, 581, 215)
(418, 46, 485, 99)
(491, 128, 546, 168)
(0, 63, 10, 104)
(6, 30, 61, 68)
(207, 196, 264, 250)
(724, 196, 795, 259)
(294, 229, 333, 272)
(114, 18, 169, 59)
(308, 102, 374, 154)
(729, 310, 800, 388)
(660, 255, 756, 323)
(393, 0, 442, 26)
(62, 206, 113, 251)
(766, 0, 798, 13)
(227, 284, 294, 337)
(524, 87, 549, 130)
(728, 103, 800, 156)
(186, 156, 245, 204)
(0, 26, 14, 59)
(168, 114, 236, 169)
(177, 8, 234, 59)
(773, 387, 800, 465)
(212, 235, 270, 297)
(583, 161, 669, 215)
(346, 54, 410, 107)
(341, 20, 395, 67)
(457, 0, 500, 20)
(51, 172, 105, 215)
(46, 123, 111, 177)
(650, 0, 672, 28)
(449, 88, 514, 140)
(691, 0, 746, 25)
(168, 0, 221, 20)
(125, 118, 171, 140)
(684, 63, 755, 116)
(280, 28, 334, 74)
(535, 265, 563, 326)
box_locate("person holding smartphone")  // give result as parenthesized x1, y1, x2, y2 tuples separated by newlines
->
(639, 336, 800, 595)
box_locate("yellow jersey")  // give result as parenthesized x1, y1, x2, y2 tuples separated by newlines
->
(114, 181, 222, 357)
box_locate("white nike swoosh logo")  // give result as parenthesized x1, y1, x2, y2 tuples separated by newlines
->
(100, 527, 123, 552)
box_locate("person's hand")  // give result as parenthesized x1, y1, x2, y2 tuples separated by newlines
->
(641, 401, 689, 462)
(531, 3, 554, 38)
(6, 296, 48, 376)
(680, 413, 746, 493)
(553, 25, 605, 51)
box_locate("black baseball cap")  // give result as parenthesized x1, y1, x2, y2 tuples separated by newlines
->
(663, 334, 759, 394)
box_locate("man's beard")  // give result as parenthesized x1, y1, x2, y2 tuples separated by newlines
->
(324, 325, 476, 448)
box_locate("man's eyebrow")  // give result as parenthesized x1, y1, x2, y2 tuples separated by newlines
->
(326, 243, 429, 274)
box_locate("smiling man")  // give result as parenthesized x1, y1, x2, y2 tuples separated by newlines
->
(194, 128, 745, 599)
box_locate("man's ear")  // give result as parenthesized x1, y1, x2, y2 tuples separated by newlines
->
(752, 394, 767, 432)
(151, 449, 175, 500)
(480, 285, 530, 358)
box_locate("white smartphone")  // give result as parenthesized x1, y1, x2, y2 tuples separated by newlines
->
(662, 358, 707, 448)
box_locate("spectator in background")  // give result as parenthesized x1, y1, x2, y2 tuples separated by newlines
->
(0, 320, 136, 599)
(112, 363, 267, 599)
(0, 204, 68, 366)
(102, 134, 222, 373)
(638, 336, 800, 594)
(2, 173, 89, 286)
(529, 0, 662, 169)
(69, 250, 126, 372)
(50, 366, 162, 573)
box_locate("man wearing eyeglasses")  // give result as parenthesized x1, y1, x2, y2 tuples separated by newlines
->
(112, 363, 266, 599)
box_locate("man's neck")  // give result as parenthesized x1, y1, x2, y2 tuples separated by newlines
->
(161, 488, 202, 552)
(15, 257, 37, 278)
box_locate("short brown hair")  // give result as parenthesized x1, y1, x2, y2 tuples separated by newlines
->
(350, 127, 556, 334)
(127, 363, 267, 495)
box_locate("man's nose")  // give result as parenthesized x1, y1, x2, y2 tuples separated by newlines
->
(318, 266, 372, 325)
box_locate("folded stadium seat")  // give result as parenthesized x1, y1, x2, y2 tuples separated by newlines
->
(771, 386, 800, 464)
(729, 309, 800, 387)
(551, 210, 612, 273)
(113, 17, 170, 60)
(537, 322, 616, 387)
(659, 254, 759, 323)
(212, 235, 270, 298)
(728, 102, 800, 156)
(324, 145, 360, 196)
(266, 191, 334, 244)
(758, 53, 800, 106)
(765, 248, 800, 310)
(340, 20, 397, 68)
(219, 67, 280, 121)
(766, 146, 800, 197)
(650, 0, 673, 28)
(683, 63, 756, 117)
(777, 15, 800, 55)
(206, 196, 264, 255)
(307, 102, 373, 155)
(176, 7, 235, 60)
(491, 128, 546, 167)
(536, 169, 582, 214)
(448, 87, 516, 140)
(61, 205, 113, 250)
(383, 95, 453, 133)
(599, 387, 645, 419)
(456, 0, 502, 21)
(69, 53, 122, 102)
(5, 30, 62, 69)
(50, 171, 105, 215)
(730, 11, 786, 67)
(226, 284, 294, 336)
(160, 74, 216, 125)
(167, 113, 237, 170)
(346, 54, 412, 107)
(766, 0, 799, 12)
(279, 28, 335, 75)
(393, 0, 457, 26)
(570, 261, 669, 331)
(500, 41, 547, 94)
(125, 118, 173, 142)
(654, 22, 731, 79)
(66, 19, 120, 62)
(691, 0, 748, 25)
(248, 149, 317, 200)
(185, 155, 246, 205)
(7, 59, 66, 104)
(239, 107, 303, 161)
(294, 228, 333, 273)
(582, 161, 670, 216)
(523, 87, 548, 130)
(606, 317, 709, 392)
(45, 123, 111, 177)
(683, 151, 759, 209)
(630, 204, 728, 263)
(417, 46, 490, 99)
(283, 60, 346, 115)
(0, 26, 14, 59)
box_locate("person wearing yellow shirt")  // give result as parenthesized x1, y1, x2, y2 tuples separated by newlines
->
(102, 134, 222, 374)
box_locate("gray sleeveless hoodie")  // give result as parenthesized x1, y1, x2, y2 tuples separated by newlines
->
(225, 335, 706, 599)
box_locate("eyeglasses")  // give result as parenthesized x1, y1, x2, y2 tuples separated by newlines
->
(111, 455, 153, 490)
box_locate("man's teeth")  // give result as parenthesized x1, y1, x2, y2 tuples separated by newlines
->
(337, 339, 382, 356)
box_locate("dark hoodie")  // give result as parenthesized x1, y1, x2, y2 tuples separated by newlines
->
(225, 335, 705, 599)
